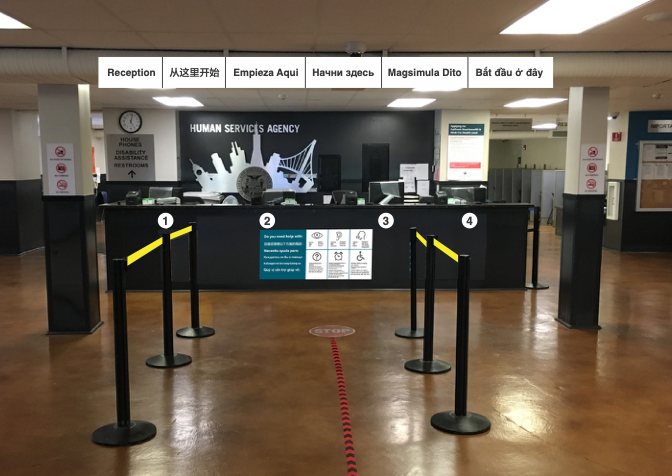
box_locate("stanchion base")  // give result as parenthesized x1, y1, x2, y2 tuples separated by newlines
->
(525, 282, 549, 290)
(176, 326, 215, 338)
(431, 411, 491, 435)
(146, 353, 192, 368)
(404, 359, 451, 374)
(92, 420, 157, 446)
(395, 327, 424, 339)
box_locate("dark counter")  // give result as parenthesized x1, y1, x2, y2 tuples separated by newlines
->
(101, 203, 530, 291)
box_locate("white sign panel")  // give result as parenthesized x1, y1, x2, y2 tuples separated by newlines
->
(305, 229, 372, 280)
(47, 143, 76, 195)
(468, 57, 553, 88)
(163, 57, 225, 88)
(98, 57, 162, 88)
(382, 57, 467, 89)
(106, 134, 156, 182)
(647, 120, 672, 133)
(306, 57, 382, 89)
(579, 143, 606, 194)
(226, 57, 305, 88)
(447, 124, 485, 181)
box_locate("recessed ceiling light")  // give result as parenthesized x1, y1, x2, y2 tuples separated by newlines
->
(412, 87, 463, 92)
(501, 0, 652, 34)
(0, 11, 30, 29)
(504, 98, 567, 108)
(153, 97, 204, 107)
(387, 98, 436, 108)
(645, 12, 672, 22)
(532, 123, 558, 130)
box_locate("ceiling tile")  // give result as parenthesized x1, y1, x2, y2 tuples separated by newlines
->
(0, 0, 131, 31)
(230, 33, 314, 51)
(95, 0, 223, 32)
(210, 0, 317, 34)
(140, 32, 233, 50)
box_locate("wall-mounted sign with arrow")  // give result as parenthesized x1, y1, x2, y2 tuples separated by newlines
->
(105, 134, 155, 182)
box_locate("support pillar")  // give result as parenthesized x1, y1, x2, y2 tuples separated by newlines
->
(38, 84, 101, 334)
(557, 87, 609, 329)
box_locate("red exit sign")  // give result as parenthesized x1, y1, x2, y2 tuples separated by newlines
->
(612, 132, 622, 142)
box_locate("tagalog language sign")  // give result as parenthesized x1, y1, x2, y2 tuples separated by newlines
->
(106, 134, 156, 182)
(99, 56, 553, 89)
(260, 229, 373, 280)
(47, 143, 76, 195)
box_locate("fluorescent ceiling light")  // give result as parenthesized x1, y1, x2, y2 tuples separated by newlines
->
(501, 0, 652, 34)
(504, 98, 567, 108)
(412, 87, 462, 92)
(153, 96, 203, 107)
(532, 123, 558, 130)
(0, 11, 29, 29)
(387, 98, 436, 108)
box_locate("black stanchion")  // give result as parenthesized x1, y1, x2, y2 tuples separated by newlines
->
(404, 235, 451, 374)
(526, 206, 549, 290)
(146, 233, 192, 368)
(396, 227, 424, 339)
(177, 222, 215, 338)
(431, 255, 491, 435)
(93, 259, 157, 446)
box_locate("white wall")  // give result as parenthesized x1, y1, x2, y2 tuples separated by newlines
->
(605, 112, 629, 180)
(0, 109, 14, 180)
(435, 109, 491, 181)
(0, 109, 41, 180)
(102, 108, 179, 181)
(489, 140, 522, 169)
(521, 138, 567, 170)
(12, 111, 41, 180)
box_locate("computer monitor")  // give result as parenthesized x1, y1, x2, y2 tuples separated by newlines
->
(332, 190, 358, 205)
(369, 181, 403, 205)
(149, 187, 183, 200)
(440, 186, 487, 203)
(262, 188, 295, 204)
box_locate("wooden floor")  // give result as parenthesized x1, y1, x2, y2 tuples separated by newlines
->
(1, 226, 671, 476)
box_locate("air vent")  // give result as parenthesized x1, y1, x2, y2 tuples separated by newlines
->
(552, 131, 568, 138)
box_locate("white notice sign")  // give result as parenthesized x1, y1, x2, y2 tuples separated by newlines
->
(305, 229, 372, 280)
(579, 143, 606, 194)
(47, 143, 76, 195)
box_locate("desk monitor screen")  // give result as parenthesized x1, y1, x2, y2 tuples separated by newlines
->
(332, 190, 358, 205)
(441, 186, 486, 203)
(369, 181, 403, 204)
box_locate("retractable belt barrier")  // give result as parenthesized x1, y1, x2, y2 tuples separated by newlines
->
(399, 229, 491, 435)
(525, 206, 549, 290)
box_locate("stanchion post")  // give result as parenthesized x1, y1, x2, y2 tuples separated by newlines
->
(395, 227, 424, 339)
(431, 255, 490, 435)
(526, 206, 549, 290)
(92, 259, 156, 446)
(177, 222, 215, 338)
(404, 235, 451, 374)
(146, 233, 192, 368)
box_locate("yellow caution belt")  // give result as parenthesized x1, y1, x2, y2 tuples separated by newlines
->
(127, 225, 192, 266)
(416, 231, 459, 263)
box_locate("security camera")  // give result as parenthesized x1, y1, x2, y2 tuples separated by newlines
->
(345, 41, 366, 57)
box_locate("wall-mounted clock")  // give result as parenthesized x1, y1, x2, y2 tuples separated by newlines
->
(119, 110, 142, 133)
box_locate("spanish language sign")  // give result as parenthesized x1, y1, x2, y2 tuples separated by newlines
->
(106, 134, 156, 181)
(99, 56, 553, 89)
(260, 229, 373, 280)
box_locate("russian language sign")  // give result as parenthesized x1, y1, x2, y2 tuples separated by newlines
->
(99, 56, 553, 89)
(260, 229, 373, 280)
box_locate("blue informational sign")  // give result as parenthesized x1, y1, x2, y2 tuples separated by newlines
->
(448, 123, 485, 136)
(259, 229, 373, 280)
(259, 230, 306, 279)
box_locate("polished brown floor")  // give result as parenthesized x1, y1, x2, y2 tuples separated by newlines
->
(1, 226, 671, 476)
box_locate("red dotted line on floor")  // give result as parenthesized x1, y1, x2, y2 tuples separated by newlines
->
(330, 338, 358, 476)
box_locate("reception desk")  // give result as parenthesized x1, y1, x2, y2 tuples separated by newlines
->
(101, 203, 530, 291)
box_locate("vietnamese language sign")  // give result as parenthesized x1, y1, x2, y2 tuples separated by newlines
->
(260, 229, 373, 280)
(99, 56, 553, 89)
